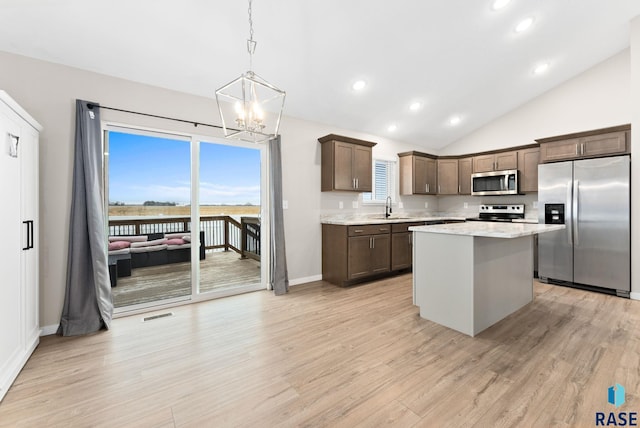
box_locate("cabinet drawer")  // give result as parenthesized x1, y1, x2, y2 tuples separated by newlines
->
(348, 224, 391, 236)
(391, 222, 424, 233)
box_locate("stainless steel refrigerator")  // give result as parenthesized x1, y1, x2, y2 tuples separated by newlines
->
(537, 155, 630, 297)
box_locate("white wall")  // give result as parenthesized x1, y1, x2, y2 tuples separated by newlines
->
(440, 49, 631, 156)
(631, 17, 640, 299)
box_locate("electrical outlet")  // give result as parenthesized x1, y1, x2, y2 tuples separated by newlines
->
(464, 202, 468, 209)
(339, 201, 344, 209)
(352, 201, 358, 209)
(533, 201, 538, 208)
(398, 202, 404, 209)
(424, 202, 429, 209)
(282, 200, 288, 209)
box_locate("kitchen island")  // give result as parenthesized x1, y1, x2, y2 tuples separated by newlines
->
(409, 222, 564, 337)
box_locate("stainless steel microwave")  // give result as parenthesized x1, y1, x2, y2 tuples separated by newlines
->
(471, 169, 519, 196)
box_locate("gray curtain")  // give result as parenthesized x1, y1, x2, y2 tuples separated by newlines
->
(269, 136, 289, 295)
(58, 100, 113, 336)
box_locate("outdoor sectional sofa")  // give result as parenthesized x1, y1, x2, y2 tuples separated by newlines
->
(108, 231, 206, 270)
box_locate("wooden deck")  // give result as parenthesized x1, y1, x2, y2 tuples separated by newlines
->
(112, 251, 261, 308)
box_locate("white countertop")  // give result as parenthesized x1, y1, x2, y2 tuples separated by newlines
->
(409, 222, 564, 238)
(321, 216, 466, 225)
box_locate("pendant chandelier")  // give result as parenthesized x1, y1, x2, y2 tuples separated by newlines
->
(215, 0, 286, 143)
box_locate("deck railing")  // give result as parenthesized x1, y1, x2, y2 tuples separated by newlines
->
(108, 215, 260, 261)
(241, 217, 261, 261)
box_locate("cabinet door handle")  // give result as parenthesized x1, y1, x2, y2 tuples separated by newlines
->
(369, 237, 373, 249)
(379, 228, 388, 232)
(458, 185, 461, 193)
(575, 144, 578, 156)
(426, 183, 429, 193)
(371, 237, 375, 249)
(356, 178, 359, 189)
(353, 229, 364, 233)
(580, 143, 584, 156)
(438, 185, 441, 193)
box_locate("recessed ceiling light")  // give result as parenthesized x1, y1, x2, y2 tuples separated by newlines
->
(352, 80, 366, 91)
(492, 0, 511, 11)
(409, 102, 422, 111)
(533, 62, 550, 75)
(449, 116, 461, 126)
(388, 124, 397, 132)
(515, 17, 534, 33)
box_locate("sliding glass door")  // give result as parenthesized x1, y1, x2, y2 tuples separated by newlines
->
(106, 129, 193, 310)
(196, 140, 264, 297)
(105, 126, 266, 312)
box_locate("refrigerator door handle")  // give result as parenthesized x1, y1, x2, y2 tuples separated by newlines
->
(566, 180, 573, 245)
(573, 180, 579, 246)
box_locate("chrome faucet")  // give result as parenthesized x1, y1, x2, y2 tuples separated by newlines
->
(385, 196, 393, 218)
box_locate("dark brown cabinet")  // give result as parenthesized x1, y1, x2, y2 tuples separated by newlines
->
(518, 147, 540, 193)
(322, 223, 390, 286)
(390, 222, 423, 271)
(538, 128, 629, 163)
(473, 151, 518, 173)
(399, 151, 437, 195)
(437, 159, 458, 195)
(458, 157, 473, 195)
(319, 134, 376, 192)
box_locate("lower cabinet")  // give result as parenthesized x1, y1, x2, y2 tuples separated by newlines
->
(348, 234, 391, 279)
(323, 221, 425, 286)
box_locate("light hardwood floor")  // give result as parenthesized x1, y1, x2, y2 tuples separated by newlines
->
(1, 275, 639, 427)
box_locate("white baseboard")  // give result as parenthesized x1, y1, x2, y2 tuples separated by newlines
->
(289, 274, 323, 286)
(40, 324, 59, 336)
(630, 292, 640, 301)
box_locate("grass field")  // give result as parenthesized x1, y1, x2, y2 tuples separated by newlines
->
(108, 205, 261, 218)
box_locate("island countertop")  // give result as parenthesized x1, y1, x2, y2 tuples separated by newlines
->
(321, 216, 466, 226)
(409, 222, 564, 239)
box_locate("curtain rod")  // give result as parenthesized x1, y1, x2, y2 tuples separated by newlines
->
(86, 103, 240, 132)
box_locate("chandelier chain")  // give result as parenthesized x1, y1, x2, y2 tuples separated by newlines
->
(247, 0, 254, 71)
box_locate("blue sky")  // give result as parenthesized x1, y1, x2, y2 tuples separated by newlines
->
(108, 131, 261, 205)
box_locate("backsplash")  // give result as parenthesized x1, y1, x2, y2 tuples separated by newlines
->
(320, 192, 538, 221)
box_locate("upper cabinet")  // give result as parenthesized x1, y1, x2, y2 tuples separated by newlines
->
(319, 134, 376, 192)
(473, 150, 518, 173)
(436, 159, 458, 195)
(458, 157, 473, 195)
(517, 147, 540, 193)
(399, 151, 437, 195)
(537, 126, 630, 163)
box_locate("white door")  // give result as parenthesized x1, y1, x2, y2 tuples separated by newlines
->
(0, 106, 23, 386)
(20, 125, 39, 344)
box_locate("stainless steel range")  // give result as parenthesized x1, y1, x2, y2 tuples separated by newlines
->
(466, 204, 525, 222)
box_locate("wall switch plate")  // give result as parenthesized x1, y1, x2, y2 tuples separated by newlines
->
(282, 200, 288, 209)
(463, 202, 469, 209)
(424, 202, 429, 209)
(533, 201, 538, 208)
(339, 201, 344, 209)
(352, 201, 358, 209)
(398, 202, 404, 209)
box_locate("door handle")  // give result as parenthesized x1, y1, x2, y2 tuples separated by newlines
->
(426, 183, 430, 193)
(371, 237, 375, 249)
(574, 180, 580, 245)
(23, 221, 29, 250)
(22, 220, 34, 250)
(566, 180, 573, 245)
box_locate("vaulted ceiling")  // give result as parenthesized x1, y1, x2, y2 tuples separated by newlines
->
(2, 0, 640, 149)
